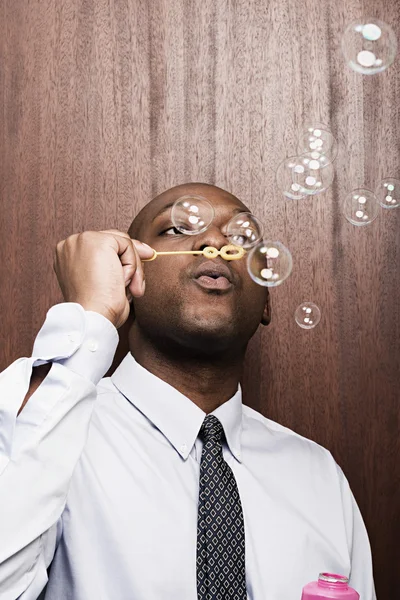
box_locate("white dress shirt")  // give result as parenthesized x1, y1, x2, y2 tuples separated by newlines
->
(0, 304, 376, 600)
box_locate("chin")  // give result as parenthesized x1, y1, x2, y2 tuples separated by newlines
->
(173, 314, 241, 354)
(186, 305, 233, 331)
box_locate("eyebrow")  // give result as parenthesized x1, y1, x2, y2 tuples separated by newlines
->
(151, 202, 175, 222)
(151, 203, 246, 223)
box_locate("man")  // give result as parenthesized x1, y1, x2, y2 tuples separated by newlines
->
(0, 183, 375, 599)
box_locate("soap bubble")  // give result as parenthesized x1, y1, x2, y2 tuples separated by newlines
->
(343, 189, 379, 226)
(171, 195, 214, 235)
(375, 178, 400, 209)
(298, 126, 338, 164)
(295, 302, 321, 329)
(342, 19, 397, 75)
(247, 240, 293, 287)
(276, 152, 334, 199)
(225, 212, 263, 249)
(276, 157, 307, 199)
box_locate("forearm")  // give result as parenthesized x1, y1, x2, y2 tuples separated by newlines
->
(0, 303, 118, 599)
(0, 362, 97, 599)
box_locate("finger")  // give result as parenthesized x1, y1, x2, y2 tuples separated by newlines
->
(99, 232, 138, 275)
(131, 239, 155, 260)
(129, 245, 146, 297)
(99, 230, 154, 260)
(126, 287, 133, 304)
(99, 229, 131, 238)
(98, 231, 151, 294)
(129, 271, 145, 297)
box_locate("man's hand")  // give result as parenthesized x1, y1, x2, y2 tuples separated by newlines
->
(54, 230, 154, 329)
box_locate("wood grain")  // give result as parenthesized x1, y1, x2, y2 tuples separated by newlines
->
(1, 1, 399, 597)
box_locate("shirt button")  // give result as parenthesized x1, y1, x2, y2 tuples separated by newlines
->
(180, 444, 187, 454)
(67, 331, 80, 344)
(86, 340, 98, 352)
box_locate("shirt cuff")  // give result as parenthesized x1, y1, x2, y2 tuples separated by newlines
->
(32, 303, 119, 385)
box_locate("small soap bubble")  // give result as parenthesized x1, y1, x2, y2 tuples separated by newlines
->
(295, 302, 321, 329)
(375, 178, 400, 209)
(225, 212, 263, 249)
(276, 152, 334, 199)
(298, 125, 337, 163)
(343, 189, 379, 225)
(342, 19, 397, 74)
(247, 240, 293, 287)
(171, 195, 214, 235)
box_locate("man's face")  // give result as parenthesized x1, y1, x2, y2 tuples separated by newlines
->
(130, 185, 270, 355)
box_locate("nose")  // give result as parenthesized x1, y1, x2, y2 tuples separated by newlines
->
(193, 224, 228, 252)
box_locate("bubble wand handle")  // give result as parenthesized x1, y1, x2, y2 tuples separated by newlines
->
(143, 244, 245, 262)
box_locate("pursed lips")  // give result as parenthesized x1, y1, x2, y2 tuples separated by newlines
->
(192, 261, 235, 291)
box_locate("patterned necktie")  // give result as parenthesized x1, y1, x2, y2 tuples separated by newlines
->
(196, 414, 247, 600)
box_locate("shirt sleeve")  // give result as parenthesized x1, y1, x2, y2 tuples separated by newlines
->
(0, 303, 119, 600)
(336, 463, 377, 600)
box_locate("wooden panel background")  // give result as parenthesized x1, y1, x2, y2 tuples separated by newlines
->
(1, 0, 399, 597)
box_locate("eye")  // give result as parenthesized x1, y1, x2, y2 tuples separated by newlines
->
(160, 226, 182, 236)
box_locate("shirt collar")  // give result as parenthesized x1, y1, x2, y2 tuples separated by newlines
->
(110, 352, 243, 463)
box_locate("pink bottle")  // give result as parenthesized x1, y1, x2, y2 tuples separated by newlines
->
(301, 573, 360, 599)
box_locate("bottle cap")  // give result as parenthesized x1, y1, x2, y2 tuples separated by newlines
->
(318, 573, 349, 584)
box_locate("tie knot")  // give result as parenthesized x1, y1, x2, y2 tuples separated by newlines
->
(200, 415, 224, 443)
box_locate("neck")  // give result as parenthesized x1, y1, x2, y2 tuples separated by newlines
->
(128, 324, 245, 413)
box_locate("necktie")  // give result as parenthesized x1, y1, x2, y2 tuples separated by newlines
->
(196, 414, 247, 600)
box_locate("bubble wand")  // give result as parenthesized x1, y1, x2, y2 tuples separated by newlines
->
(143, 244, 246, 262)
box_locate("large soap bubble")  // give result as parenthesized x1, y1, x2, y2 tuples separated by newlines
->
(225, 212, 263, 249)
(247, 240, 293, 287)
(375, 178, 400, 209)
(276, 152, 334, 199)
(342, 19, 397, 75)
(343, 189, 379, 226)
(171, 195, 214, 235)
(295, 302, 321, 329)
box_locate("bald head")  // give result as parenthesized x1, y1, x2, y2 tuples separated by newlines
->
(128, 182, 249, 240)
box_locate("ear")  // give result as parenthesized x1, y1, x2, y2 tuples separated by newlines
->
(261, 290, 271, 326)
